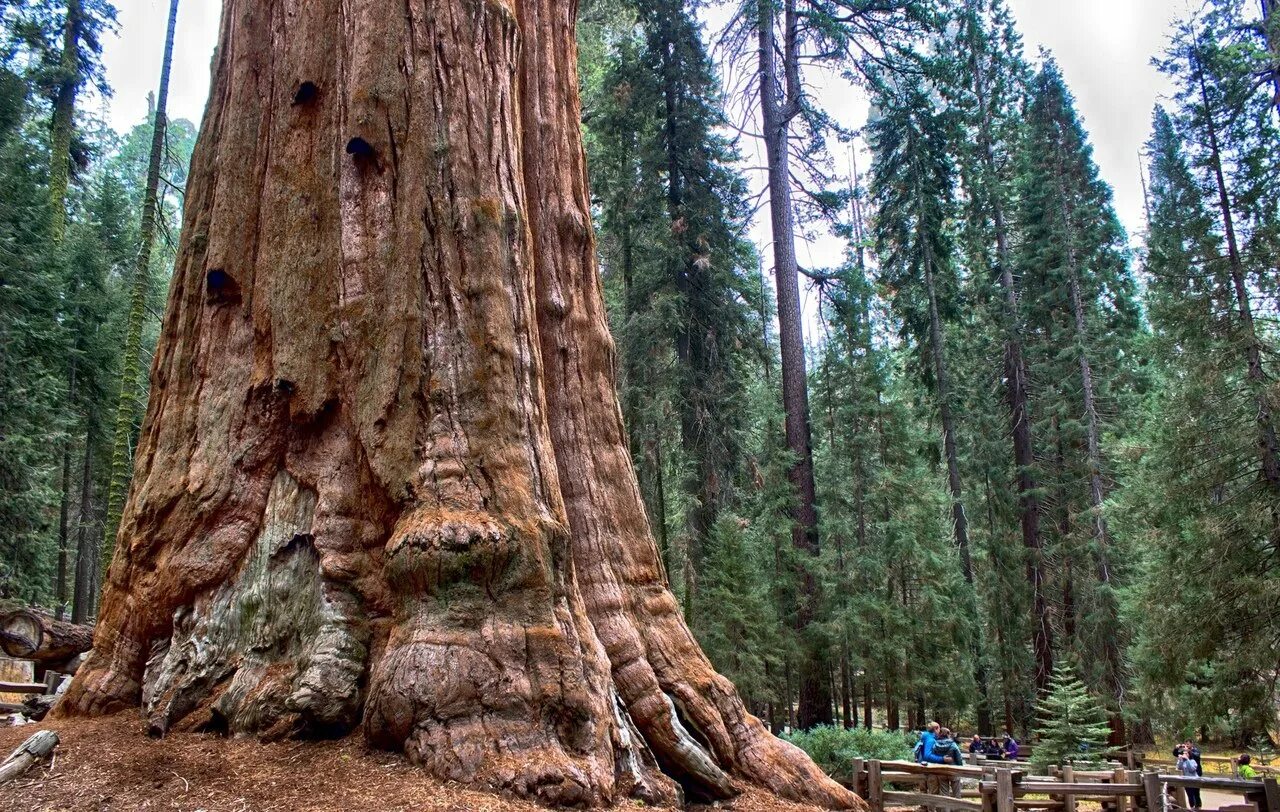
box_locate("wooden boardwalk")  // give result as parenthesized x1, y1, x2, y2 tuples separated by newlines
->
(852, 759, 1280, 812)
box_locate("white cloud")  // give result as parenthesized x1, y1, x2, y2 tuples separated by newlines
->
(1005, 0, 1183, 243)
(100, 0, 220, 131)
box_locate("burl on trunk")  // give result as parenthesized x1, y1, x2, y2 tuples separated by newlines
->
(56, 0, 860, 808)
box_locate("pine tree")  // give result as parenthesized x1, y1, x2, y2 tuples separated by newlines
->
(0, 62, 63, 602)
(1033, 663, 1115, 768)
(867, 76, 992, 729)
(582, 0, 763, 631)
(1119, 3, 1280, 743)
(1016, 58, 1140, 732)
(941, 0, 1049, 731)
(720, 0, 935, 729)
(1121, 99, 1280, 746)
(0, 0, 123, 610)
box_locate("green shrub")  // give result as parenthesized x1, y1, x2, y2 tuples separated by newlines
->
(783, 726, 915, 782)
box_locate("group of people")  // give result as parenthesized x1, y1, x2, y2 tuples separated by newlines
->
(1174, 741, 1263, 810)
(1175, 741, 1204, 810)
(970, 733, 1020, 761)
(913, 721, 1020, 765)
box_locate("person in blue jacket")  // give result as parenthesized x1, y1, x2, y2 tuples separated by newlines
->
(935, 728, 965, 765)
(914, 722, 946, 764)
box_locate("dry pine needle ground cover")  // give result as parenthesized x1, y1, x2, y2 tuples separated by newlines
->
(0, 715, 828, 812)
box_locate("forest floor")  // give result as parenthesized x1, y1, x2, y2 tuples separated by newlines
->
(0, 714, 829, 812)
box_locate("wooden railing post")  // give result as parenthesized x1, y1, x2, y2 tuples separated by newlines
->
(1125, 770, 1141, 812)
(869, 759, 884, 812)
(1104, 766, 1125, 812)
(852, 757, 864, 797)
(1143, 771, 1164, 812)
(996, 768, 1015, 812)
(1062, 764, 1077, 812)
(1262, 776, 1279, 812)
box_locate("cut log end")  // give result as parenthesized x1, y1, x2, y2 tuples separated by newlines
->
(0, 610, 93, 668)
(0, 611, 43, 659)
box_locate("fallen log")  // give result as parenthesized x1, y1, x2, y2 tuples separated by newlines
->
(0, 611, 92, 667)
(0, 730, 58, 784)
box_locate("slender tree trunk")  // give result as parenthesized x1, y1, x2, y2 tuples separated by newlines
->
(55, 368, 77, 619)
(886, 674, 899, 732)
(756, 0, 830, 732)
(71, 428, 95, 625)
(1053, 416, 1076, 647)
(917, 171, 992, 736)
(862, 672, 872, 729)
(842, 646, 855, 730)
(965, 5, 1052, 701)
(50, 0, 84, 621)
(995, 616, 1014, 734)
(48, 0, 82, 244)
(103, 0, 180, 571)
(650, 432, 674, 584)
(1051, 134, 1126, 744)
(838, 653, 849, 728)
(1194, 45, 1280, 496)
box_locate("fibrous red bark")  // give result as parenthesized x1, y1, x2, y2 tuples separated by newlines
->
(55, 1, 859, 809)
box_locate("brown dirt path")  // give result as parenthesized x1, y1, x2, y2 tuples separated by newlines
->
(0, 714, 829, 812)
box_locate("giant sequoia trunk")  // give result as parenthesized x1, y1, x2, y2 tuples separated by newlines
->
(56, 1, 857, 808)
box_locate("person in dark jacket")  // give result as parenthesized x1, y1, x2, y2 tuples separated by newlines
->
(970, 735, 985, 757)
(1003, 734, 1019, 760)
(934, 728, 964, 765)
(1178, 750, 1202, 809)
(914, 722, 945, 764)
(1174, 742, 1203, 776)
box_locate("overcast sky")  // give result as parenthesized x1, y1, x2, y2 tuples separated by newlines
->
(99, 0, 1184, 255)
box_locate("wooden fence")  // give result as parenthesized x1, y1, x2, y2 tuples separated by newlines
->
(855, 759, 1280, 812)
